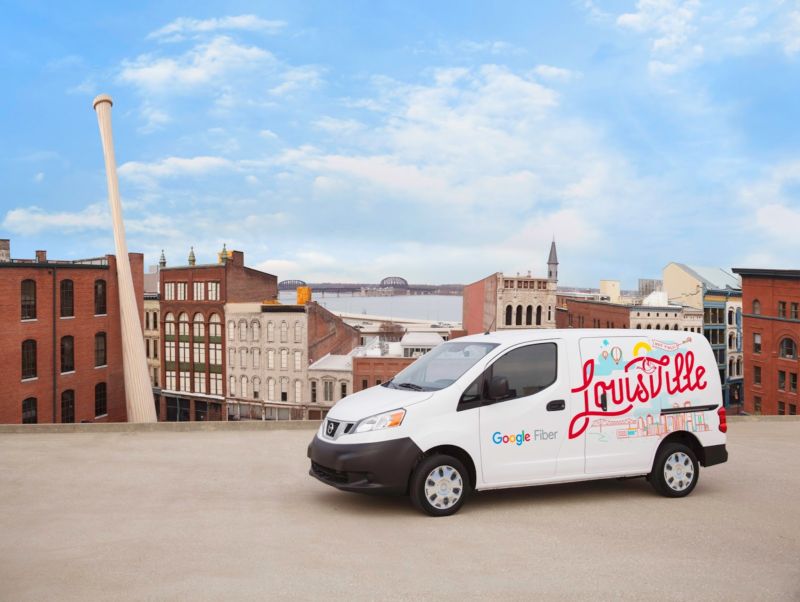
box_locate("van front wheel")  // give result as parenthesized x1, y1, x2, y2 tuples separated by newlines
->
(410, 454, 468, 517)
(650, 443, 699, 498)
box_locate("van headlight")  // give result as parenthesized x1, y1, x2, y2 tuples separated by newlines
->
(354, 409, 406, 433)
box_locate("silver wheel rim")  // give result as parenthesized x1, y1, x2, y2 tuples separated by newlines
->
(424, 465, 463, 510)
(664, 452, 694, 492)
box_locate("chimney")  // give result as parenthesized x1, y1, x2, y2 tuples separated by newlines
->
(230, 250, 244, 267)
(0, 239, 9, 262)
(35, 250, 47, 263)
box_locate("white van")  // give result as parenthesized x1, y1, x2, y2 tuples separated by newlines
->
(308, 329, 728, 516)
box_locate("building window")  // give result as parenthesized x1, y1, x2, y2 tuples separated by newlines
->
(193, 340, 205, 364)
(193, 313, 205, 339)
(21, 279, 36, 320)
(178, 313, 189, 337)
(267, 349, 275, 370)
(229, 376, 236, 396)
(792, 303, 799, 320)
(779, 370, 786, 390)
(252, 321, 261, 341)
(176, 282, 187, 300)
(61, 390, 75, 423)
(61, 336, 74, 373)
(294, 322, 302, 343)
(361, 379, 368, 390)
(779, 338, 797, 359)
(536, 305, 543, 326)
(21, 339, 36, 379)
(280, 321, 288, 343)
(752, 299, 760, 315)
(525, 305, 533, 326)
(208, 281, 220, 301)
(194, 372, 206, 394)
(253, 378, 261, 400)
(228, 321, 235, 341)
(95, 332, 107, 367)
(753, 396, 761, 414)
(280, 349, 288, 370)
(294, 351, 301, 371)
(95, 382, 107, 417)
(239, 348, 247, 368)
(791, 373, 797, 393)
(505, 305, 512, 326)
(778, 401, 785, 415)
(179, 371, 190, 391)
(193, 281, 205, 301)
(166, 398, 190, 422)
(241, 376, 248, 398)
(323, 380, 334, 402)
(754, 366, 761, 385)
(280, 378, 288, 402)
(727, 308, 733, 325)
(268, 378, 275, 401)
(778, 301, 786, 318)
(227, 347, 234, 367)
(515, 305, 523, 326)
(164, 313, 175, 337)
(340, 382, 347, 399)
(295, 380, 302, 403)
(94, 279, 107, 315)
(790, 404, 797, 416)
(164, 282, 175, 300)
(210, 373, 222, 395)
(311, 381, 317, 403)
(166, 371, 176, 390)
(252, 348, 261, 369)
(22, 397, 37, 424)
(753, 333, 762, 354)
(60, 279, 74, 317)
(239, 320, 247, 341)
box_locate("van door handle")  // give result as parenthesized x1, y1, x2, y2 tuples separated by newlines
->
(546, 400, 565, 412)
(600, 392, 608, 412)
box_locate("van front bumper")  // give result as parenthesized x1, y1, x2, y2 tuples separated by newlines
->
(307, 435, 422, 495)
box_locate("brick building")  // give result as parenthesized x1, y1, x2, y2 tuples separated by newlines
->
(463, 241, 558, 334)
(158, 247, 277, 421)
(732, 268, 800, 415)
(225, 299, 360, 420)
(353, 356, 415, 392)
(0, 239, 144, 424)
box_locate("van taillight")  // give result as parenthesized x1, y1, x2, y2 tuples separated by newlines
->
(718, 407, 727, 433)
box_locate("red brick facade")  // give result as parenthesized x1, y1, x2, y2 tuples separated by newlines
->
(561, 299, 630, 329)
(1, 245, 143, 424)
(306, 302, 361, 364)
(733, 269, 800, 415)
(462, 273, 498, 335)
(353, 357, 415, 391)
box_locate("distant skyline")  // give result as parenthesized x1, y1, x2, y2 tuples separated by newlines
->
(1, 1, 799, 288)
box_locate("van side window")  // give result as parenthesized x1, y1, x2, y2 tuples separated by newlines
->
(490, 343, 557, 401)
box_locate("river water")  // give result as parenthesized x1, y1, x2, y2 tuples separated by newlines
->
(278, 291, 463, 323)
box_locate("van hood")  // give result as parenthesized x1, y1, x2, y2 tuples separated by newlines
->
(326, 385, 434, 422)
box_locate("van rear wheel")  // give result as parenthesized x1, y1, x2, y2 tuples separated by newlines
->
(410, 454, 468, 517)
(650, 443, 699, 498)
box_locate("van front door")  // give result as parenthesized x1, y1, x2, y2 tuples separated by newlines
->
(477, 340, 574, 485)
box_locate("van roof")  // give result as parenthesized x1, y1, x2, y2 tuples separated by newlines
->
(454, 328, 696, 346)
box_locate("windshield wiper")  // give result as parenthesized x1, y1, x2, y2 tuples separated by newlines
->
(395, 382, 424, 391)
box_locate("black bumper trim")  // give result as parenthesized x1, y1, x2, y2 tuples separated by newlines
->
(702, 444, 728, 467)
(307, 435, 422, 495)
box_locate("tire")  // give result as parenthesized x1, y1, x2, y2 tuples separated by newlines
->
(409, 454, 469, 517)
(649, 443, 699, 498)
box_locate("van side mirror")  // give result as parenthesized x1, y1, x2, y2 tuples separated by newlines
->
(488, 376, 509, 401)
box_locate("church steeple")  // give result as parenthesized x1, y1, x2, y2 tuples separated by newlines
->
(547, 239, 558, 281)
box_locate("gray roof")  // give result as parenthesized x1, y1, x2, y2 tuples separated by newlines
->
(674, 264, 741, 291)
(548, 240, 558, 264)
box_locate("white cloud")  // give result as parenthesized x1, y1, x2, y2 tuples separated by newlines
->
(313, 117, 365, 135)
(119, 155, 234, 184)
(259, 129, 279, 139)
(3, 203, 109, 235)
(269, 65, 324, 96)
(148, 15, 286, 41)
(533, 64, 578, 81)
(119, 36, 275, 93)
(33, 172, 45, 183)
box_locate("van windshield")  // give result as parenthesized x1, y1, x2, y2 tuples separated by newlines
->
(385, 341, 499, 392)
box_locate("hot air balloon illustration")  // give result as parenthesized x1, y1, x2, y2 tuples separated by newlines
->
(611, 346, 622, 365)
(602, 350, 609, 360)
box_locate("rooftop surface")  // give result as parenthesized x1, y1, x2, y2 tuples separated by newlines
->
(1, 420, 798, 600)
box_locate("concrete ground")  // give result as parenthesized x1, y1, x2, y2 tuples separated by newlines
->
(0, 421, 798, 601)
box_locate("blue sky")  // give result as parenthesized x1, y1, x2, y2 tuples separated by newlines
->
(1, 1, 799, 287)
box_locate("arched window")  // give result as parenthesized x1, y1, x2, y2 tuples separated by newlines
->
(728, 333, 735, 350)
(526, 305, 533, 326)
(193, 313, 205, 339)
(655, 324, 661, 330)
(22, 397, 37, 424)
(294, 351, 302, 371)
(736, 357, 742, 375)
(164, 312, 175, 336)
(21, 279, 36, 319)
(94, 332, 107, 367)
(267, 321, 274, 342)
(673, 324, 679, 330)
(21, 340, 37, 379)
(267, 349, 275, 370)
(280, 321, 288, 343)
(61, 390, 75, 423)
(240, 376, 248, 398)
(228, 320, 235, 341)
(60, 279, 74, 317)
(280, 349, 288, 369)
(95, 382, 107, 417)
(728, 309, 734, 325)
(267, 378, 275, 401)
(636, 324, 641, 329)
(505, 305, 512, 326)
(752, 299, 761, 315)
(253, 377, 261, 400)
(239, 320, 247, 341)
(779, 338, 797, 359)
(209, 313, 221, 339)
(61, 335, 74, 373)
(295, 380, 302, 403)
(294, 322, 302, 343)
(178, 313, 189, 336)
(229, 376, 236, 396)
(252, 348, 261, 369)
(94, 279, 107, 315)
(251, 321, 261, 341)
(536, 305, 542, 326)
(728, 358, 734, 377)
(239, 348, 247, 368)
(515, 305, 523, 326)
(646, 324, 652, 329)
